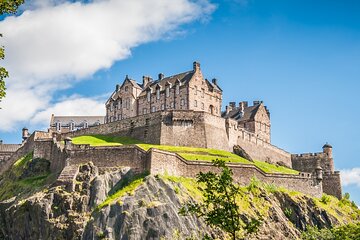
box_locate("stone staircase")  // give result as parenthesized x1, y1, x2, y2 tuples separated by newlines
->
(55, 164, 79, 191)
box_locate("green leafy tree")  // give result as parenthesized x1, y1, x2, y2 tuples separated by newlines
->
(180, 159, 259, 240)
(0, 0, 24, 103)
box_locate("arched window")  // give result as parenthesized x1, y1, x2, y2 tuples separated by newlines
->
(151, 106, 156, 113)
(84, 121, 88, 128)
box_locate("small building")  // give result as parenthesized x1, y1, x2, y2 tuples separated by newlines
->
(49, 115, 105, 134)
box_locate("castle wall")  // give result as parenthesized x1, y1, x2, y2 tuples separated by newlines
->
(227, 118, 292, 167)
(322, 172, 342, 199)
(67, 145, 147, 174)
(148, 149, 322, 197)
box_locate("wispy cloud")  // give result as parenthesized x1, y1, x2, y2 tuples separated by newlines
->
(0, 0, 215, 131)
(341, 168, 360, 187)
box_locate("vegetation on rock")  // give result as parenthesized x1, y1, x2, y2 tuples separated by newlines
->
(0, 152, 52, 201)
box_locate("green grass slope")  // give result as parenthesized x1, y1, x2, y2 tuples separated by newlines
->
(71, 135, 298, 175)
(0, 152, 53, 201)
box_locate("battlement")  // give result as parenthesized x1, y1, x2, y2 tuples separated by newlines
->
(291, 152, 326, 158)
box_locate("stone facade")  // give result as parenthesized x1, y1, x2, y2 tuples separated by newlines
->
(0, 141, 21, 167)
(105, 62, 222, 123)
(49, 115, 105, 134)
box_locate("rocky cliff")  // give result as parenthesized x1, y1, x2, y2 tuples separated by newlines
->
(0, 158, 359, 240)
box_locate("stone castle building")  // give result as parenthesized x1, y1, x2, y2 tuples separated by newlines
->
(105, 62, 222, 122)
(0, 61, 342, 200)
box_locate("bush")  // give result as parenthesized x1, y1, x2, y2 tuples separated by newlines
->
(320, 194, 331, 204)
(284, 207, 292, 219)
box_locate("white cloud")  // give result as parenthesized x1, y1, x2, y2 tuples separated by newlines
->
(31, 95, 106, 129)
(341, 168, 360, 187)
(0, 0, 215, 131)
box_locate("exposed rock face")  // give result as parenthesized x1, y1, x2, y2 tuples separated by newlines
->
(233, 145, 253, 162)
(0, 162, 358, 240)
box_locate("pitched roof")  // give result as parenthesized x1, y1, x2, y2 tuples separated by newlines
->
(0, 144, 21, 153)
(139, 71, 194, 96)
(222, 104, 261, 122)
(50, 116, 105, 125)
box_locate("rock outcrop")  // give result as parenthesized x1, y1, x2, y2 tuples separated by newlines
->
(0, 162, 358, 240)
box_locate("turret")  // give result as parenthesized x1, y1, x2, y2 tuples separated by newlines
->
(323, 143, 333, 158)
(22, 127, 29, 141)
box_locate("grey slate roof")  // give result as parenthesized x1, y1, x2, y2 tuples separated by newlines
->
(222, 104, 261, 122)
(0, 144, 21, 153)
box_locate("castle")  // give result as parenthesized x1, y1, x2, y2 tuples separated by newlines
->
(0, 62, 342, 199)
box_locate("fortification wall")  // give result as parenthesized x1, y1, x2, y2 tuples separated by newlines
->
(67, 145, 147, 174)
(61, 112, 163, 145)
(227, 119, 292, 167)
(160, 111, 229, 150)
(148, 149, 322, 197)
(322, 172, 342, 199)
(292, 153, 334, 174)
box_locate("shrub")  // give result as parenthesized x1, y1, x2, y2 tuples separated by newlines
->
(284, 207, 292, 219)
(320, 194, 331, 205)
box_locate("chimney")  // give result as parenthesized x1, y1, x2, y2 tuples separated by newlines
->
(193, 61, 200, 71)
(212, 78, 218, 85)
(229, 102, 236, 110)
(22, 127, 29, 141)
(158, 73, 164, 80)
(253, 100, 260, 106)
(243, 101, 248, 108)
(142, 76, 152, 87)
(225, 106, 230, 115)
(239, 102, 245, 111)
(116, 84, 120, 92)
(0, 140, 3, 144)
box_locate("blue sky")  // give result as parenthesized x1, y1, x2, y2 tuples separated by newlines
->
(1, 0, 360, 203)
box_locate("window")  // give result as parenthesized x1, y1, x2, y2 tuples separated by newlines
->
(180, 99, 185, 106)
(118, 100, 122, 109)
(118, 114, 122, 120)
(170, 102, 175, 109)
(56, 122, 61, 132)
(161, 104, 165, 110)
(110, 103, 113, 111)
(70, 122, 75, 131)
(202, 89, 205, 98)
(166, 86, 170, 97)
(194, 100, 197, 107)
(176, 84, 180, 95)
(201, 102, 204, 110)
(125, 86, 128, 92)
(147, 91, 151, 102)
(151, 106, 156, 113)
(156, 88, 160, 100)
(84, 121, 88, 128)
(194, 86, 198, 95)
(143, 108, 147, 114)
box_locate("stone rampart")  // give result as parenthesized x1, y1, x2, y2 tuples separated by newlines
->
(148, 148, 322, 197)
(67, 145, 148, 174)
(322, 171, 342, 199)
(226, 118, 292, 167)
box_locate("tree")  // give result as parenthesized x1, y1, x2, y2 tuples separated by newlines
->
(0, 0, 24, 103)
(180, 159, 257, 240)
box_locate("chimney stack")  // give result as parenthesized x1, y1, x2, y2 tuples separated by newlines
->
(116, 84, 120, 92)
(229, 102, 236, 110)
(212, 78, 218, 85)
(253, 100, 260, 106)
(142, 76, 152, 87)
(193, 61, 200, 71)
(0, 140, 3, 144)
(225, 106, 230, 115)
(158, 73, 164, 80)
